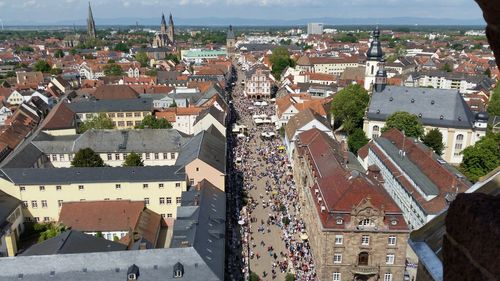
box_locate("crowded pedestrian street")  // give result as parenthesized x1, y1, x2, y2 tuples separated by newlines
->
(226, 63, 316, 281)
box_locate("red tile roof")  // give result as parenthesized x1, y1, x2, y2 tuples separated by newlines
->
(92, 85, 139, 100)
(42, 102, 76, 130)
(296, 128, 407, 230)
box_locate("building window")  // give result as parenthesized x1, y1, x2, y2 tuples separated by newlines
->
(34, 217, 40, 222)
(159, 183, 164, 189)
(333, 253, 342, 264)
(176, 197, 181, 204)
(196, 167, 199, 172)
(59, 154, 65, 161)
(170, 153, 176, 159)
(56, 185, 62, 191)
(118, 121, 125, 127)
(41, 200, 48, 208)
(359, 218, 373, 227)
(163, 153, 168, 159)
(358, 252, 369, 266)
(123, 153, 127, 159)
(144, 198, 150, 205)
(44, 217, 50, 222)
(175, 182, 181, 188)
(388, 236, 396, 246)
(58, 200, 63, 207)
(108, 113, 115, 118)
(154, 153, 159, 160)
(20, 186, 25, 192)
(116, 184, 121, 189)
(332, 272, 341, 281)
(143, 184, 149, 189)
(335, 235, 343, 245)
(115, 153, 120, 160)
(372, 125, 380, 138)
(52, 154, 57, 161)
(384, 273, 393, 281)
(126, 113, 133, 118)
(189, 178, 195, 186)
(107, 154, 112, 160)
(159, 197, 165, 205)
(386, 254, 395, 265)
(126, 121, 133, 127)
(166, 197, 172, 205)
(361, 235, 370, 245)
(79, 185, 84, 191)
(454, 134, 464, 156)
(134, 112, 141, 117)
(336, 218, 343, 225)
(22, 201, 28, 208)
(31, 200, 38, 208)
(167, 213, 173, 218)
(39, 186, 45, 191)
(145, 153, 151, 160)
(117, 113, 124, 118)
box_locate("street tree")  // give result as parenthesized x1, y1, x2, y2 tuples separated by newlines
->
(269, 47, 295, 80)
(330, 84, 369, 133)
(460, 132, 500, 182)
(422, 128, 444, 155)
(78, 113, 115, 133)
(103, 63, 124, 76)
(135, 51, 149, 67)
(382, 111, 424, 138)
(71, 148, 105, 167)
(348, 128, 369, 154)
(33, 59, 51, 73)
(123, 152, 144, 167)
(54, 49, 65, 58)
(135, 115, 172, 129)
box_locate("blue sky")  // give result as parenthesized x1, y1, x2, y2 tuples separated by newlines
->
(0, 0, 484, 24)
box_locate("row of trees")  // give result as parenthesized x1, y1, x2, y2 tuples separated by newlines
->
(78, 114, 172, 133)
(71, 148, 144, 167)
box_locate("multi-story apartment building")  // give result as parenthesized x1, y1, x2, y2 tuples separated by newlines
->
(244, 65, 272, 99)
(405, 70, 493, 94)
(0, 166, 187, 222)
(296, 55, 361, 76)
(31, 129, 189, 168)
(307, 23, 324, 35)
(67, 99, 153, 129)
(293, 128, 409, 281)
(363, 78, 489, 164)
(358, 129, 472, 230)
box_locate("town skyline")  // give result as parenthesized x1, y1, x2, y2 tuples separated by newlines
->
(0, 0, 484, 25)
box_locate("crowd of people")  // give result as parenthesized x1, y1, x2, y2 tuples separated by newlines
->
(226, 73, 317, 281)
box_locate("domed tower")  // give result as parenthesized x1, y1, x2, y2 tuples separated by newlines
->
(226, 25, 236, 56)
(364, 27, 384, 91)
(374, 59, 388, 92)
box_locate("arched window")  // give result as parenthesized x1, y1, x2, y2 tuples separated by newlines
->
(359, 218, 372, 226)
(358, 252, 369, 266)
(371, 65, 374, 75)
(454, 134, 464, 156)
(372, 126, 380, 139)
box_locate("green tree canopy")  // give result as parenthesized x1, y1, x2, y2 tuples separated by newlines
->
(54, 49, 65, 58)
(285, 273, 295, 281)
(38, 223, 67, 242)
(114, 42, 130, 52)
(33, 59, 51, 73)
(123, 152, 144, 167)
(348, 128, 369, 154)
(487, 84, 500, 116)
(382, 111, 424, 138)
(269, 47, 295, 80)
(460, 132, 500, 182)
(78, 113, 115, 133)
(50, 68, 62, 75)
(103, 63, 124, 76)
(422, 128, 445, 155)
(249, 272, 260, 281)
(135, 51, 149, 67)
(71, 148, 105, 167)
(441, 63, 453, 72)
(330, 84, 370, 133)
(135, 115, 172, 129)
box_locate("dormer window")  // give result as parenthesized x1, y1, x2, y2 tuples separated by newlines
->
(127, 264, 139, 280)
(173, 262, 184, 278)
(336, 218, 343, 225)
(359, 218, 373, 227)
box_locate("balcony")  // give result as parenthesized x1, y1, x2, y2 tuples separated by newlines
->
(351, 265, 379, 275)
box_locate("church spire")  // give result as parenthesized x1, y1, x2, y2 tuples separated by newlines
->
(160, 13, 167, 33)
(167, 12, 175, 43)
(87, 2, 96, 39)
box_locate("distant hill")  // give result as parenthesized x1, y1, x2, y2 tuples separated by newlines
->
(5, 16, 485, 27)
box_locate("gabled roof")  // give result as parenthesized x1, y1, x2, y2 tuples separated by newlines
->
(20, 230, 126, 256)
(175, 130, 226, 173)
(42, 102, 76, 130)
(285, 108, 331, 140)
(194, 105, 226, 127)
(172, 180, 226, 281)
(67, 98, 153, 113)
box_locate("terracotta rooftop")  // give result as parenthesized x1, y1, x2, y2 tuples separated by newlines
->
(296, 128, 407, 231)
(42, 102, 75, 130)
(92, 85, 139, 100)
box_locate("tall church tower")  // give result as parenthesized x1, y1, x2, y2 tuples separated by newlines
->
(226, 25, 236, 56)
(160, 13, 167, 34)
(167, 13, 175, 43)
(364, 27, 384, 91)
(87, 2, 96, 39)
